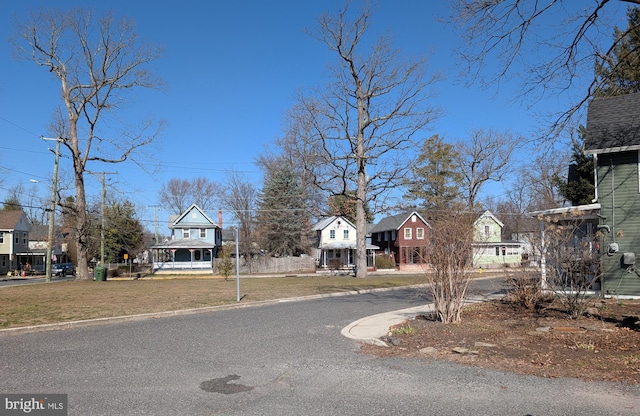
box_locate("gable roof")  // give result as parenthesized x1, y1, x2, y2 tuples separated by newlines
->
(584, 92, 640, 155)
(474, 210, 504, 228)
(312, 216, 355, 231)
(170, 204, 218, 229)
(0, 210, 29, 231)
(370, 211, 430, 234)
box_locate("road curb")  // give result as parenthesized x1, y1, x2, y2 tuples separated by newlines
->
(0, 284, 430, 337)
(341, 292, 505, 346)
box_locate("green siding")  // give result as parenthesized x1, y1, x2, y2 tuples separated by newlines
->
(597, 151, 640, 296)
(475, 254, 520, 266)
(474, 216, 501, 243)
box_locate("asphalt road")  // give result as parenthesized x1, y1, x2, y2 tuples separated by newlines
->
(0, 275, 75, 287)
(1, 279, 638, 415)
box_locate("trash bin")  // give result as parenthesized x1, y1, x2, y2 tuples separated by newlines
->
(95, 267, 107, 281)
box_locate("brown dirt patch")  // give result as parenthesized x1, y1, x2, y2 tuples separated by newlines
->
(362, 298, 640, 384)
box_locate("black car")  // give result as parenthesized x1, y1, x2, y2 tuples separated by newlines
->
(52, 263, 75, 277)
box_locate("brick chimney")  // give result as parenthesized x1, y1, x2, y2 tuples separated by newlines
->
(218, 209, 222, 228)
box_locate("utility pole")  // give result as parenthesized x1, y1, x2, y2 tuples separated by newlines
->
(41, 136, 63, 283)
(149, 205, 159, 244)
(87, 171, 117, 266)
(234, 226, 240, 302)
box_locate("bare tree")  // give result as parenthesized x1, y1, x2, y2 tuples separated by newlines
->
(191, 177, 219, 213)
(13, 8, 164, 280)
(158, 179, 190, 215)
(425, 211, 475, 323)
(158, 177, 219, 215)
(456, 128, 521, 210)
(299, 2, 441, 277)
(221, 170, 257, 259)
(521, 152, 568, 211)
(450, 0, 640, 135)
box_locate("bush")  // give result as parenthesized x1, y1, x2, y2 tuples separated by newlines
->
(375, 254, 395, 269)
(504, 267, 542, 310)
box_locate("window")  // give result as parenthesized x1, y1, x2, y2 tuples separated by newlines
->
(403, 246, 425, 264)
(330, 230, 336, 239)
(343, 229, 349, 239)
(23, 232, 27, 245)
(505, 245, 519, 256)
(15, 234, 19, 244)
(200, 228, 206, 238)
(404, 228, 412, 239)
(484, 225, 491, 237)
(0, 232, 4, 244)
(416, 228, 424, 239)
(183, 229, 190, 239)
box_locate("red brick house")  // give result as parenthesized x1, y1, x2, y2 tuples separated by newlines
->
(370, 211, 431, 271)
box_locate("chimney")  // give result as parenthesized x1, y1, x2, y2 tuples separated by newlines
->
(218, 209, 222, 228)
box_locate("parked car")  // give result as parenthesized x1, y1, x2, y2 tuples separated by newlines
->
(52, 263, 75, 277)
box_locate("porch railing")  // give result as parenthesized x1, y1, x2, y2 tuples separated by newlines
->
(152, 261, 212, 271)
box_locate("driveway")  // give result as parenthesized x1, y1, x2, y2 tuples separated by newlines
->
(0, 283, 638, 415)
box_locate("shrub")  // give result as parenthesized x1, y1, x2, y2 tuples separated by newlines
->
(375, 254, 395, 269)
(504, 267, 542, 310)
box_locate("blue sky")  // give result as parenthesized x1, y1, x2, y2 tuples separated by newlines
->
(0, 1, 627, 230)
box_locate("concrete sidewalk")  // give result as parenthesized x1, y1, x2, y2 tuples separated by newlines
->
(341, 293, 504, 347)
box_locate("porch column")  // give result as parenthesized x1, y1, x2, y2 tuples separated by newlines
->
(539, 222, 547, 290)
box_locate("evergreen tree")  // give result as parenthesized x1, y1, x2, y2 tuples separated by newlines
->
(103, 201, 144, 263)
(2, 196, 21, 210)
(596, 7, 640, 97)
(257, 165, 309, 256)
(553, 128, 595, 206)
(404, 135, 464, 212)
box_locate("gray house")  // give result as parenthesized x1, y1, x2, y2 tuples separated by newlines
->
(584, 92, 640, 297)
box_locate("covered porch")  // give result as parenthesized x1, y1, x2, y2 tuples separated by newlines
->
(151, 239, 218, 273)
(316, 241, 378, 270)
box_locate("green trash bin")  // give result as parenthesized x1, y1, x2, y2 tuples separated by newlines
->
(95, 267, 107, 281)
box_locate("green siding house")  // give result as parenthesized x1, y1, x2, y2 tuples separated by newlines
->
(585, 92, 640, 297)
(471, 210, 522, 268)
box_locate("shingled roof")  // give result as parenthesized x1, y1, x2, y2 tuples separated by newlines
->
(370, 211, 429, 234)
(585, 92, 640, 154)
(0, 210, 28, 231)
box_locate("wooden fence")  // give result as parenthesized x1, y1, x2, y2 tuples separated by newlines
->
(213, 256, 316, 275)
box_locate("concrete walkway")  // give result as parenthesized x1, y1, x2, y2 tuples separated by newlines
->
(341, 293, 504, 346)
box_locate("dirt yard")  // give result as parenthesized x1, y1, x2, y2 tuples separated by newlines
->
(362, 298, 640, 384)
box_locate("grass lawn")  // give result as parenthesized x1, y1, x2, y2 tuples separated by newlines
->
(0, 274, 429, 329)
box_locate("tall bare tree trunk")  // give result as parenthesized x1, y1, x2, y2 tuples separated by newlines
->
(355, 85, 368, 278)
(14, 8, 164, 281)
(73, 167, 91, 280)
